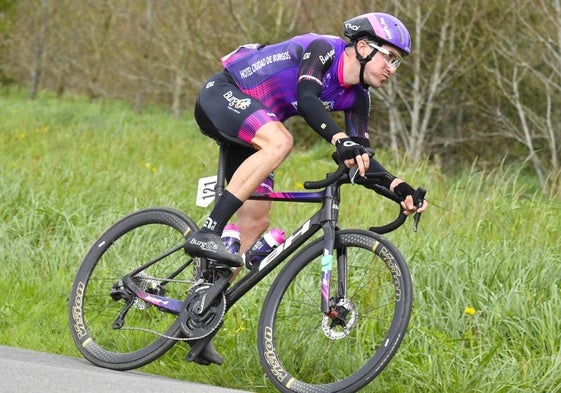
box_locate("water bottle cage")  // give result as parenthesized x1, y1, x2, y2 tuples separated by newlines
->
(245, 251, 273, 269)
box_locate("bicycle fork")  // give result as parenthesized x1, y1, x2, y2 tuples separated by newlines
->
(319, 184, 342, 314)
(321, 220, 354, 333)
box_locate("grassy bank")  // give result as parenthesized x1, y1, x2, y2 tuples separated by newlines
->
(1, 90, 560, 392)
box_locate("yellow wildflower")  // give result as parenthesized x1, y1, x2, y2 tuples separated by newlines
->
(464, 306, 477, 315)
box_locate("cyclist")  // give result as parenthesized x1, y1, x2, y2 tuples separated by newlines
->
(186, 12, 428, 365)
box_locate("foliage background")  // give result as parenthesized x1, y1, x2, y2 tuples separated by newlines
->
(1, 1, 561, 391)
(1, 87, 561, 393)
(1, 0, 560, 193)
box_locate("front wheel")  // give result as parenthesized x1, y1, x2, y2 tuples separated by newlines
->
(257, 230, 413, 393)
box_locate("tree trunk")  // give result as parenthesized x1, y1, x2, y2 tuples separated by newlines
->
(29, 0, 49, 100)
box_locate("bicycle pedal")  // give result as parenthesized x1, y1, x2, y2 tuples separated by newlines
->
(187, 342, 224, 366)
(206, 259, 236, 271)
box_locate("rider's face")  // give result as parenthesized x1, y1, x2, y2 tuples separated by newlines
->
(360, 42, 400, 89)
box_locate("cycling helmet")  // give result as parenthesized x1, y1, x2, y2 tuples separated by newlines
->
(343, 12, 411, 88)
(343, 12, 411, 55)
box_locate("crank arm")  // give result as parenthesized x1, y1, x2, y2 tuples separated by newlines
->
(196, 269, 232, 315)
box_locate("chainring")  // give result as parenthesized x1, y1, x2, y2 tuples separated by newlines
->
(179, 283, 226, 340)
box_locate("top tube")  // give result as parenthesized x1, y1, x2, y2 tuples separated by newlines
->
(249, 190, 326, 203)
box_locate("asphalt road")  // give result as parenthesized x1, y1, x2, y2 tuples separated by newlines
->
(0, 345, 253, 393)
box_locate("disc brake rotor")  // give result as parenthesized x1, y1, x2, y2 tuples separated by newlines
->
(321, 298, 358, 339)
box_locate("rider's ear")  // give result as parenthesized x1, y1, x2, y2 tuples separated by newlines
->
(356, 39, 370, 57)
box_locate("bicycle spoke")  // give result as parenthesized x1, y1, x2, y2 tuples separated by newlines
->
(69, 208, 198, 370)
(258, 230, 412, 392)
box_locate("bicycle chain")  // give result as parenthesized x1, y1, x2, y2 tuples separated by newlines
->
(121, 280, 224, 341)
(118, 326, 193, 341)
(119, 274, 211, 340)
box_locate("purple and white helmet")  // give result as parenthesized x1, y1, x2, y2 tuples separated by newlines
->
(343, 12, 411, 55)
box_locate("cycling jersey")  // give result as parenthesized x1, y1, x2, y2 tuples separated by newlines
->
(194, 33, 381, 192)
(218, 33, 371, 145)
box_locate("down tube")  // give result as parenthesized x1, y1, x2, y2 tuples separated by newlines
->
(225, 216, 322, 308)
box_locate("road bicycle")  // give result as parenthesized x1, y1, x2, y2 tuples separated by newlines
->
(69, 143, 426, 392)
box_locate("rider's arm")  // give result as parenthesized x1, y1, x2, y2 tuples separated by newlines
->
(342, 87, 401, 187)
(296, 39, 342, 144)
(344, 86, 371, 144)
(296, 39, 371, 175)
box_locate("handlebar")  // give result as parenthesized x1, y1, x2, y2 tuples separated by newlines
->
(303, 153, 349, 190)
(303, 153, 427, 235)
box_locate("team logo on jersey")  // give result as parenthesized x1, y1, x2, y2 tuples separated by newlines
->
(291, 100, 335, 111)
(319, 49, 335, 65)
(223, 91, 252, 111)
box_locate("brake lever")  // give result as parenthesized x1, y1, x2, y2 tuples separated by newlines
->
(349, 167, 359, 184)
(349, 149, 375, 185)
(412, 187, 427, 233)
(413, 212, 421, 233)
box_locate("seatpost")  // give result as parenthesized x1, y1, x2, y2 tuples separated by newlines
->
(215, 144, 228, 204)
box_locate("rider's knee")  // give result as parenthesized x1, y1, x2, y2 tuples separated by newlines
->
(279, 132, 294, 155)
(254, 123, 293, 158)
(267, 130, 293, 164)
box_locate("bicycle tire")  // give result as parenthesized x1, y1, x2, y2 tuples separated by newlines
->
(257, 229, 412, 393)
(69, 207, 198, 370)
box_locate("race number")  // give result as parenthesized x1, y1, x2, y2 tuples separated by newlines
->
(196, 175, 217, 207)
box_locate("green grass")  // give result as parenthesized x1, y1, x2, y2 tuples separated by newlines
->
(1, 89, 561, 392)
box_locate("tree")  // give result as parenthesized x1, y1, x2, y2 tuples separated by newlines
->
(370, 0, 481, 162)
(28, 0, 50, 99)
(482, 0, 561, 192)
(0, 0, 18, 86)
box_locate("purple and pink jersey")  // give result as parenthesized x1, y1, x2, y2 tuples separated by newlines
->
(220, 33, 370, 143)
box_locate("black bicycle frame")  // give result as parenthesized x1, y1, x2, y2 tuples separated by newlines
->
(225, 180, 340, 314)
(123, 143, 345, 316)
(216, 143, 342, 313)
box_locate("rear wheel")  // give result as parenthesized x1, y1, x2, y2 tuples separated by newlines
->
(258, 230, 412, 392)
(69, 208, 198, 370)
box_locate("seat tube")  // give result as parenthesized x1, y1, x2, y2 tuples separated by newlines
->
(215, 144, 228, 203)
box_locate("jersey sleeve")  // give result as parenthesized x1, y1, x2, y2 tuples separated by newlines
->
(296, 38, 342, 143)
(345, 87, 371, 147)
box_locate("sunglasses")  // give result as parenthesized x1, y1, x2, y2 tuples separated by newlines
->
(367, 42, 402, 69)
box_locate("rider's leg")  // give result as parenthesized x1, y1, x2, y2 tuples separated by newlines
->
(236, 199, 272, 253)
(184, 121, 292, 266)
(226, 121, 293, 201)
(228, 199, 272, 281)
(188, 123, 292, 366)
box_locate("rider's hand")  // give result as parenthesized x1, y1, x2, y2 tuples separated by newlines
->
(392, 180, 428, 216)
(334, 136, 370, 176)
(401, 195, 428, 216)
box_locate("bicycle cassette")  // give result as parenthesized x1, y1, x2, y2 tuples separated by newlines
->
(179, 283, 226, 340)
